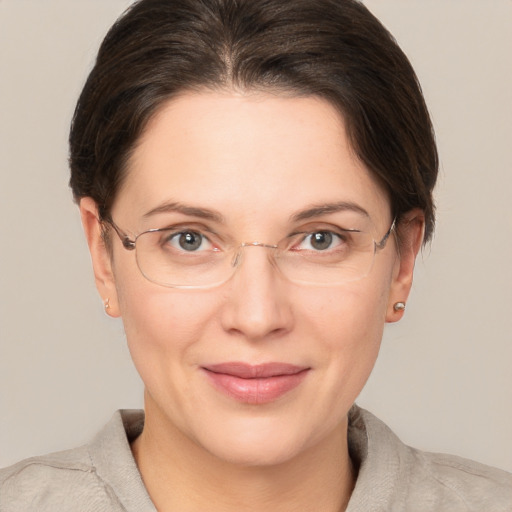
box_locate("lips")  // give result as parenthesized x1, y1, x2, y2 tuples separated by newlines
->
(202, 362, 309, 404)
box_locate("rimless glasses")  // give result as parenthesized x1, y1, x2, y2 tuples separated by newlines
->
(104, 216, 396, 289)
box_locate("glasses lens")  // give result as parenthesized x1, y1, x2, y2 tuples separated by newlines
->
(135, 229, 231, 288)
(276, 227, 377, 285)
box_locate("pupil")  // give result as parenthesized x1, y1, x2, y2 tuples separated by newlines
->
(311, 232, 332, 250)
(179, 232, 201, 251)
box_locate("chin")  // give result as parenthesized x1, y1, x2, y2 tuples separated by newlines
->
(191, 414, 322, 468)
(206, 436, 304, 468)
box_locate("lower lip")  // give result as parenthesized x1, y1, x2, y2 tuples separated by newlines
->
(203, 369, 309, 404)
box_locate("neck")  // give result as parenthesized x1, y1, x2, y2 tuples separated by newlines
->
(132, 394, 356, 512)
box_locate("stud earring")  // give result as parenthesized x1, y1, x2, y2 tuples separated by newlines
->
(104, 298, 110, 310)
(393, 302, 406, 312)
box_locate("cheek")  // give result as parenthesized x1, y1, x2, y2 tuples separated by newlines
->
(304, 277, 390, 342)
(299, 278, 391, 384)
(114, 263, 220, 373)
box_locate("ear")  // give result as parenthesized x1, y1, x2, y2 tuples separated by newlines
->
(386, 209, 425, 323)
(79, 197, 121, 318)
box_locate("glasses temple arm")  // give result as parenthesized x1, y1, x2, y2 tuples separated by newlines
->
(103, 218, 136, 250)
(375, 217, 397, 250)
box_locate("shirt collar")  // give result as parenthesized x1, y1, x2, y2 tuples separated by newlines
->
(88, 410, 155, 511)
(87, 405, 406, 512)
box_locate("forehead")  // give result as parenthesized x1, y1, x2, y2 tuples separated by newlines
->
(114, 91, 390, 229)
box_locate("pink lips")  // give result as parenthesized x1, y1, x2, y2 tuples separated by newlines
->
(202, 362, 309, 404)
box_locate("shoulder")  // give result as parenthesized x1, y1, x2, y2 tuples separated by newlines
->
(0, 410, 147, 512)
(406, 446, 512, 511)
(0, 445, 122, 511)
(348, 406, 512, 512)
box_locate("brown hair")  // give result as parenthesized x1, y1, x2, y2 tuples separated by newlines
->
(69, 0, 438, 241)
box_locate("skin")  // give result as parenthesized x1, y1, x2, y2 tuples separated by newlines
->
(80, 91, 424, 511)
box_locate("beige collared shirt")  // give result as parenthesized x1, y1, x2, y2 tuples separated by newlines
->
(1, 406, 511, 511)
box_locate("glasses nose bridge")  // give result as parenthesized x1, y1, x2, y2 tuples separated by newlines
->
(231, 241, 279, 268)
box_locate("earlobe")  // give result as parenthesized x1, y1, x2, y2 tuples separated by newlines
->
(79, 198, 121, 318)
(386, 209, 425, 323)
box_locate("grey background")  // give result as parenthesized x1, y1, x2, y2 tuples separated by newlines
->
(1, 1, 511, 472)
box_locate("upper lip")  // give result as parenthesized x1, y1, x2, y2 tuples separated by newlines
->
(203, 362, 309, 379)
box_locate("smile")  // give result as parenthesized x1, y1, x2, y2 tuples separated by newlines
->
(202, 362, 310, 404)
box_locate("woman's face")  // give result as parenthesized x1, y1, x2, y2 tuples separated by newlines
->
(82, 91, 420, 466)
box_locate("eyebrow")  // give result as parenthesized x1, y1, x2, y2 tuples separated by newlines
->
(143, 200, 368, 224)
(143, 201, 225, 223)
(291, 201, 370, 222)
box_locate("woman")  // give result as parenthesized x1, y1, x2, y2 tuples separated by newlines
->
(1, 0, 511, 510)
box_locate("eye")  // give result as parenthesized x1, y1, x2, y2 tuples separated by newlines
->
(165, 230, 213, 252)
(309, 232, 334, 251)
(296, 231, 344, 251)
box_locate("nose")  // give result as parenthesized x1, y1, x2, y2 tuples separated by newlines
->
(220, 244, 294, 341)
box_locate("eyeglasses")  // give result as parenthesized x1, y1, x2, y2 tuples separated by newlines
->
(105, 216, 396, 289)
